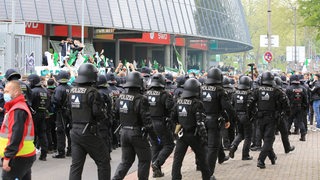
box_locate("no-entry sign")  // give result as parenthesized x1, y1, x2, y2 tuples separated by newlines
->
(264, 51, 273, 63)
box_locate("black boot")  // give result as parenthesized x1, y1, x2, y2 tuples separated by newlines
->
(257, 160, 266, 169)
(285, 146, 295, 153)
(152, 161, 164, 178)
(229, 146, 237, 159)
(300, 134, 306, 141)
(242, 156, 253, 160)
(66, 147, 72, 157)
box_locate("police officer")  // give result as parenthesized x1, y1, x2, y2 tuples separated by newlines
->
(28, 74, 49, 161)
(221, 76, 235, 150)
(46, 78, 57, 153)
(252, 71, 289, 169)
(173, 75, 185, 100)
(112, 71, 152, 180)
(171, 78, 211, 180)
(52, 70, 72, 158)
(229, 76, 254, 160)
(146, 73, 175, 177)
(69, 63, 111, 180)
(273, 76, 295, 153)
(165, 73, 176, 95)
(106, 73, 122, 149)
(4, 69, 32, 107)
(96, 75, 113, 154)
(201, 68, 238, 177)
(286, 75, 308, 141)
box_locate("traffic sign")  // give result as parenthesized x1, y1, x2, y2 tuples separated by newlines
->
(264, 51, 273, 63)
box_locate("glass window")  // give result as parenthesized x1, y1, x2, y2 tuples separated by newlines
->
(35, 0, 51, 22)
(179, 0, 192, 34)
(186, 2, 197, 35)
(87, 0, 103, 26)
(20, 1, 38, 21)
(144, 0, 159, 31)
(98, 0, 113, 27)
(109, 0, 123, 27)
(136, 0, 150, 30)
(160, 0, 173, 32)
(119, 0, 133, 28)
(174, 1, 186, 34)
(167, 0, 180, 33)
(128, 0, 142, 29)
(153, 0, 166, 32)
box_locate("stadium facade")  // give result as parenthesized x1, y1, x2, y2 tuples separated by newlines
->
(0, 0, 252, 72)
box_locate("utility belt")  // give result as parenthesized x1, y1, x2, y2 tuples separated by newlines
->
(257, 111, 275, 118)
(121, 126, 142, 130)
(73, 122, 98, 135)
(236, 111, 247, 115)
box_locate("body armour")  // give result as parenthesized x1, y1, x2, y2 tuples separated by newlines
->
(146, 90, 165, 117)
(70, 86, 96, 124)
(257, 86, 276, 111)
(32, 86, 49, 111)
(233, 89, 250, 112)
(176, 98, 196, 131)
(118, 93, 141, 127)
(201, 85, 222, 114)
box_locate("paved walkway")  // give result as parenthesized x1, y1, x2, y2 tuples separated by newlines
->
(126, 125, 320, 180)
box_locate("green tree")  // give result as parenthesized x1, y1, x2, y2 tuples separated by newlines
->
(298, 0, 320, 39)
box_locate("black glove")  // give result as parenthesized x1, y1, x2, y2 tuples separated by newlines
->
(165, 117, 173, 129)
(196, 121, 207, 144)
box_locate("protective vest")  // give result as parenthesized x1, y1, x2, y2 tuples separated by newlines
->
(291, 87, 303, 106)
(0, 97, 35, 157)
(146, 90, 165, 117)
(70, 86, 96, 124)
(119, 93, 140, 127)
(234, 90, 249, 112)
(201, 85, 221, 114)
(176, 98, 196, 131)
(257, 86, 276, 111)
(35, 87, 48, 111)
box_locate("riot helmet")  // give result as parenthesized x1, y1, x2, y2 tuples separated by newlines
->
(57, 70, 70, 83)
(27, 74, 41, 87)
(238, 76, 252, 90)
(223, 77, 232, 88)
(74, 63, 98, 84)
(106, 73, 117, 84)
(274, 76, 282, 88)
(165, 73, 173, 83)
(181, 78, 201, 98)
(150, 73, 165, 88)
(206, 68, 223, 84)
(261, 71, 274, 86)
(96, 75, 108, 87)
(5, 69, 21, 81)
(176, 75, 186, 87)
(290, 74, 300, 84)
(123, 71, 143, 88)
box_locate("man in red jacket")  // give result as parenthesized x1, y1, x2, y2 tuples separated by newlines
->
(0, 80, 36, 180)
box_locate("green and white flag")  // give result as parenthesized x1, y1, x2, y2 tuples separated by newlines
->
(174, 45, 185, 74)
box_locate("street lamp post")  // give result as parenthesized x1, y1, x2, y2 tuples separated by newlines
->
(267, 0, 272, 70)
(81, 0, 84, 51)
(294, 7, 297, 70)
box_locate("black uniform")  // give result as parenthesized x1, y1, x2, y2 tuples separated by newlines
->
(146, 87, 174, 177)
(30, 79, 49, 160)
(229, 88, 253, 160)
(52, 83, 72, 157)
(69, 63, 111, 180)
(286, 82, 308, 140)
(46, 81, 57, 152)
(171, 95, 211, 180)
(112, 89, 152, 180)
(97, 84, 113, 153)
(252, 73, 289, 168)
